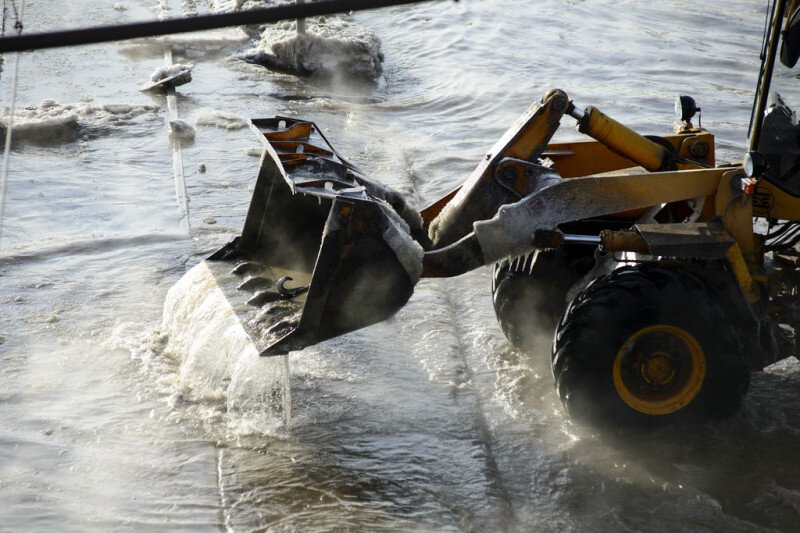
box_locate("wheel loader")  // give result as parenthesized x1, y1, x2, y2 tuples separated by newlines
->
(202, 0, 800, 427)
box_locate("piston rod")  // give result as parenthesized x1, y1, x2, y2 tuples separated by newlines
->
(562, 234, 602, 245)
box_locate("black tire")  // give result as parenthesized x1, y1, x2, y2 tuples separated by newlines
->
(552, 264, 751, 426)
(492, 246, 595, 353)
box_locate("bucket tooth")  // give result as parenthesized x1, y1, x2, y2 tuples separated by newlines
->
(237, 276, 275, 293)
(228, 261, 264, 277)
(247, 290, 283, 307)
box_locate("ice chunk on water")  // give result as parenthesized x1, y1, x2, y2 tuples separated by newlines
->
(168, 119, 196, 142)
(1, 114, 80, 145)
(150, 64, 193, 84)
(244, 16, 384, 79)
(194, 109, 247, 130)
(141, 63, 193, 92)
(0, 100, 160, 146)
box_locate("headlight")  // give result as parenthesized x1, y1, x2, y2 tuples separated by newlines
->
(675, 95, 698, 122)
(743, 151, 767, 179)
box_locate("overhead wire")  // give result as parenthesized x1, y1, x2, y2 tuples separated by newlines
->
(762, 0, 773, 60)
(0, 0, 24, 253)
(0, 0, 445, 53)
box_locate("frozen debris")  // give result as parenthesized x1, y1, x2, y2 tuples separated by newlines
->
(0, 100, 160, 146)
(208, 0, 272, 13)
(168, 119, 196, 142)
(208, 0, 245, 12)
(181, 0, 199, 17)
(1, 114, 80, 145)
(195, 109, 247, 130)
(243, 16, 384, 79)
(198, 163, 207, 173)
(113, 3, 126, 11)
(140, 63, 193, 92)
(125, 0, 256, 51)
(134, 30, 249, 53)
(156, 3, 172, 21)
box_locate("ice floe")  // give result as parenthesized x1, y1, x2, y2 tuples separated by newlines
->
(0, 100, 160, 146)
(244, 16, 384, 79)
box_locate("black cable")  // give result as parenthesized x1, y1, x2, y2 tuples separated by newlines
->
(8, 0, 17, 28)
(0, 0, 448, 53)
(762, 0, 773, 60)
(750, 0, 781, 140)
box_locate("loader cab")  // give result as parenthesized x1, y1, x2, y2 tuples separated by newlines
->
(748, 0, 800, 194)
(756, 92, 800, 193)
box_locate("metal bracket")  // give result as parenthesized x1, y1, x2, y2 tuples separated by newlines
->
(634, 222, 734, 258)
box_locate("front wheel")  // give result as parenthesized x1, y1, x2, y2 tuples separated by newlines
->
(552, 265, 751, 426)
(492, 246, 595, 353)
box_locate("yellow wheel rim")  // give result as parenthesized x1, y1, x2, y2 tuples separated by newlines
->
(613, 324, 706, 415)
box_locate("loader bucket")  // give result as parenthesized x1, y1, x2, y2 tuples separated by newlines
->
(209, 117, 423, 355)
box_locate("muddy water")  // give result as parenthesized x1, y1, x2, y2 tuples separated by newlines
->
(2, 0, 800, 531)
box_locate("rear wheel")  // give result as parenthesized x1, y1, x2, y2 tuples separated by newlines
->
(552, 264, 751, 426)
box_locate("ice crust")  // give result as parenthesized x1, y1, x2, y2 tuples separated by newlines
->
(0, 100, 160, 145)
(194, 109, 247, 130)
(245, 17, 384, 79)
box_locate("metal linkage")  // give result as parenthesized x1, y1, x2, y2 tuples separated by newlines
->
(0, 0, 446, 53)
